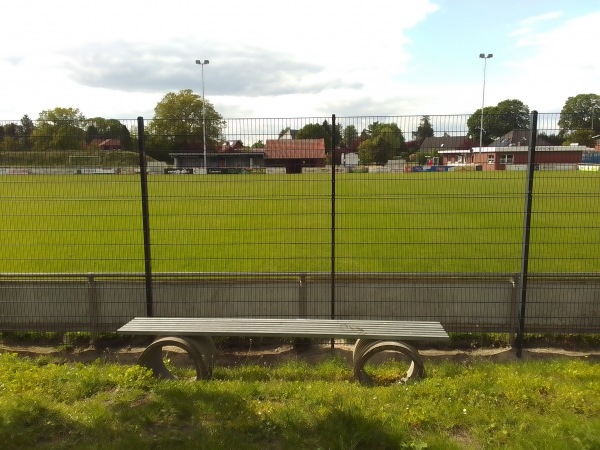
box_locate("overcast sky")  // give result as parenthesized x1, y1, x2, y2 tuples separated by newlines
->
(1, 0, 599, 122)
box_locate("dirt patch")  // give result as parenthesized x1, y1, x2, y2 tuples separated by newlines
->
(1, 342, 599, 366)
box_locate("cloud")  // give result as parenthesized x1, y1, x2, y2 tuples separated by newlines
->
(501, 11, 600, 112)
(2, 56, 24, 65)
(63, 41, 363, 97)
(510, 11, 563, 45)
(520, 11, 562, 25)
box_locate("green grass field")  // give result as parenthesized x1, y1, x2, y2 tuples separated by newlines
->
(1, 352, 599, 449)
(1, 171, 598, 274)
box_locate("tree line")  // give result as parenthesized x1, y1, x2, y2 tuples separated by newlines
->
(0, 109, 134, 153)
(468, 95, 600, 148)
(1, 90, 597, 164)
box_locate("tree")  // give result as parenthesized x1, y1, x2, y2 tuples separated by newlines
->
(16, 115, 34, 151)
(0, 123, 13, 151)
(322, 120, 342, 152)
(21, 115, 34, 139)
(413, 151, 428, 165)
(412, 116, 434, 143)
(363, 122, 406, 159)
(0, 115, 35, 151)
(467, 99, 530, 145)
(32, 107, 86, 150)
(558, 93, 600, 136)
(342, 124, 359, 149)
(296, 120, 341, 152)
(296, 123, 328, 141)
(404, 139, 421, 157)
(251, 140, 265, 148)
(537, 132, 563, 146)
(146, 89, 225, 162)
(85, 118, 133, 150)
(561, 129, 596, 147)
(358, 135, 392, 165)
(2, 122, 18, 138)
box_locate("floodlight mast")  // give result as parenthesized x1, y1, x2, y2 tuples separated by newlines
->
(479, 53, 493, 155)
(195, 59, 210, 171)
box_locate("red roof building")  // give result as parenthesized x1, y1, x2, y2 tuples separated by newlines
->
(264, 139, 326, 173)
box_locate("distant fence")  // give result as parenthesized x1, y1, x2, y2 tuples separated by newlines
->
(1, 112, 599, 354)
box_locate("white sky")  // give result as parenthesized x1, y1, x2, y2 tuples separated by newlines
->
(1, 0, 599, 121)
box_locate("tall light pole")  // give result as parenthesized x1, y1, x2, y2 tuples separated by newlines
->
(479, 53, 493, 154)
(195, 59, 209, 171)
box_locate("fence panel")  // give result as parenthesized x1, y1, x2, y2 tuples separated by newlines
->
(0, 114, 598, 334)
(524, 113, 600, 333)
(334, 115, 526, 330)
(0, 119, 145, 330)
(143, 117, 335, 320)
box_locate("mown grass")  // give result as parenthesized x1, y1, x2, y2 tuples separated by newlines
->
(1, 171, 599, 273)
(0, 352, 598, 449)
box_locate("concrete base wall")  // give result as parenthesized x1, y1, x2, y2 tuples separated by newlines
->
(1, 274, 598, 333)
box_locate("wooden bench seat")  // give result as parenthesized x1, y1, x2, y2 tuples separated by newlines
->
(118, 317, 449, 385)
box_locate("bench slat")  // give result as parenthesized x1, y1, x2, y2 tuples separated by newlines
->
(118, 317, 449, 341)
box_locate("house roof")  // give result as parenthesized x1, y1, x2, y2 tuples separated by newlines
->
(221, 140, 243, 147)
(279, 129, 299, 139)
(490, 130, 552, 147)
(420, 136, 471, 150)
(264, 139, 326, 159)
(219, 140, 244, 152)
(99, 139, 121, 146)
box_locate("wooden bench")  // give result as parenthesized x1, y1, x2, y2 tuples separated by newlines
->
(117, 317, 449, 385)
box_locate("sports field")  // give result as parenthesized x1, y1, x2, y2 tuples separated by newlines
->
(1, 171, 598, 274)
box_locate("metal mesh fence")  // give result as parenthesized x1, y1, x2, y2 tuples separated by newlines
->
(0, 113, 598, 334)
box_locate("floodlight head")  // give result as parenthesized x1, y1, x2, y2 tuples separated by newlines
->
(195, 59, 210, 65)
(479, 53, 485, 58)
(479, 53, 493, 59)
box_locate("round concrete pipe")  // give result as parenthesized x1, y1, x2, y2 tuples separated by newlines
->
(138, 336, 210, 380)
(352, 338, 374, 363)
(187, 336, 217, 377)
(353, 339, 425, 386)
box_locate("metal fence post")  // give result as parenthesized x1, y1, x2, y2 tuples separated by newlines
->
(515, 111, 538, 357)
(331, 113, 337, 323)
(137, 117, 154, 317)
(298, 273, 307, 317)
(330, 114, 337, 349)
(87, 273, 99, 340)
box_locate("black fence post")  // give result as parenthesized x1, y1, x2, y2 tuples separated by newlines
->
(330, 114, 337, 349)
(331, 114, 337, 322)
(515, 111, 538, 357)
(137, 117, 154, 317)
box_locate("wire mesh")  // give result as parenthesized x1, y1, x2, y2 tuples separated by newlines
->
(0, 114, 598, 333)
